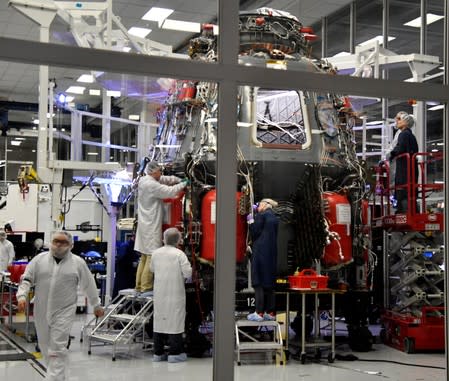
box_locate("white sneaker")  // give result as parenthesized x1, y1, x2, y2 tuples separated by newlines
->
(168, 353, 187, 363)
(153, 354, 167, 362)
(247, 312, 264, 322)
(263, 313, 276, 321)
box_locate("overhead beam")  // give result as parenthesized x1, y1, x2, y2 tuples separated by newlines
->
(0, 37, 448, 102)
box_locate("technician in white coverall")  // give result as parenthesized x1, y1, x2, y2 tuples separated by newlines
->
(0, 229, 15, 273)
(150, 227, 192, 363)
(16, 231, 104, 381)
(134, 162, 187, 292)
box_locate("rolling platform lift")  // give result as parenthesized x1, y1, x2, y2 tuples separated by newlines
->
(374, 152, 444, 353)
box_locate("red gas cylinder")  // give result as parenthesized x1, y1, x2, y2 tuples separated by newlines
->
(321, 192, 352, 269)
(162, 192, 184, 232)
(7, 262, 28, 283)
(178, 80, 197, 101)
(200, 189, 246, 263)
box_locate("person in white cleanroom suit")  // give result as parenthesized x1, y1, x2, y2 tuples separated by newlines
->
(17, 231, 104, 381)
(0, 229, 15, 273)
(134, 162, 187, 292)
(150, 227, 192, 363)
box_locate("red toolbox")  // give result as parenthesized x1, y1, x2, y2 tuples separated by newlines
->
(288, 269, 329, 289)
(381, 307, 445, 353)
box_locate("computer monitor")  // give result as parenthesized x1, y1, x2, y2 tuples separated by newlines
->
(72, 240, 108, 256)
(7, 234, 23, 243)
(13, 241, 35, 260)
(25, 231, 45, 243)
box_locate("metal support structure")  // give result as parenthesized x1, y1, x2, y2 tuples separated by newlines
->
(443, 0, 449, 378)
(101, 91, 111, 162)
(212, 1, 239, 379)
(71, 111, 82, 161)
(382, 0, 389, 49)
(104, 204, 117, 305)
(420, 0, 427, 55)
(349, 2, 356, 54)
(321, 16, 327, 58)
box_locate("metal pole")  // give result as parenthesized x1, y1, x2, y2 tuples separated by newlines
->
(420, 0, 427, 55)
(443, 0, 449, 378)
(349, 2, 356, 54)
(321, 17, 328, 58)
(382, 0, 390, 311)
(213, 0, 238, 378)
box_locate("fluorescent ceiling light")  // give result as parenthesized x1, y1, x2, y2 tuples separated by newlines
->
(66, 86, 85, 94)
(128, 27, 152, 38)
(87, 152, 99, 156)
(128, 114, 140, 121)
(122, 47, 131, 53)
(142, 7, 173, 22)
(33, 119, 39, 124)
(77, 74, 94, 83)
(14, 137, 26, 141)
(333, 51, 351, 57)
(162, 19, 200, 33)
(89, 89, 101, 96)
(107, 90, 121, 97)
(366, 120, 384, 125)
(65, 96, 74, 102)
(429, 105, 444, 111)
(358, 35, 396, 46)
(404, 13, 444, 28)
(10, 141, 21, 146)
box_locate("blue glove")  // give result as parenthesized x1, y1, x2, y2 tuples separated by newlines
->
(252, 203, 258, 211)
(247, 214, 254, 224)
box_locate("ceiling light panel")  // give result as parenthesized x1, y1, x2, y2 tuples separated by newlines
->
(404, 13, 444, 28)
(128, 27, 152, 38)
(429, 105, 444, 111)
(107, 90, 121, 97)
(162, 19, 201, 33)
(66, 86, 85, 94)
(77, 74, 94, 83)
(142, 7, 174, 22)
(89, 89, 101, 96)
(358, 35, 396, 46)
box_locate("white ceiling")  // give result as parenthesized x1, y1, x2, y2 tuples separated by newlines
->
(0, 0, 355, 105)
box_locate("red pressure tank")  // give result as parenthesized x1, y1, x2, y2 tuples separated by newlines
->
(162, 192, 185, 232)
(200, 189, 246, 263)
(321, 192, 352, 268)
(7, 262, 28, 283)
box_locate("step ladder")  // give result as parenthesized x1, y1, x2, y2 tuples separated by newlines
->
(87, 291, 153, 361)
(235, 320, 284, 365)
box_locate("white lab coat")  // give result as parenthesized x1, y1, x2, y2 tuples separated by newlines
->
(134, 175, 184, 255)
(150, 245, 192, 334)
(0, 239, 15, 272)
(16, 251, 100, 381)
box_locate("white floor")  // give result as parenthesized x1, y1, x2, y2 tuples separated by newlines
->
(0, 313, 446, 381)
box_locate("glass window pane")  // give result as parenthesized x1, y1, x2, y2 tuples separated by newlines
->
(4, 0, 218, 64)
